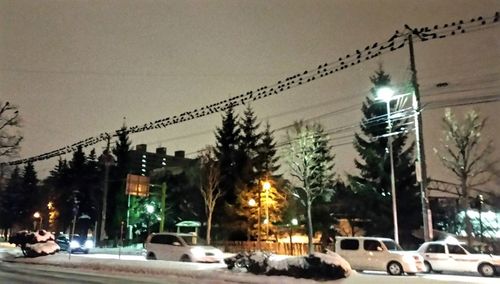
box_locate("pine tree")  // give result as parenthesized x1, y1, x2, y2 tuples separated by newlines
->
(255, 122, 280, 177)
(109, 127, 131, 242)
(21, 162, 40, 228)
(214, 105, 240, 204)
(47, 159, 72, 233)
(238, 105, 262, 187)
(349, 67, 420, 246)
(0, 167, 23, 234)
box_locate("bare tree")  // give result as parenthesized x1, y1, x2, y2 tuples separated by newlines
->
(284, 121, 335, 254)
(0, 101, 22, 189)
(198, 146, 223, 245)
(433, 108, 496, 245)
(0, 101, 22, 159)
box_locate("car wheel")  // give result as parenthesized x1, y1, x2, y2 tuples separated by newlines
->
(146, 252, 156, 260)
(478, 263, 495, 277)
(180, 255, 191, 262)
(424, 261, 432, 273)
(387, 261, 403, 275)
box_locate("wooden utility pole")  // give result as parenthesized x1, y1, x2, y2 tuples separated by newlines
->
(408, 32, 432, 242)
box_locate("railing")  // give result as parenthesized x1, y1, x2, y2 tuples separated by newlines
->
(215, 241, 334, 256)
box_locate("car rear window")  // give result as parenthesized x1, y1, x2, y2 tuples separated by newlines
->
(340, 239, 359, 250)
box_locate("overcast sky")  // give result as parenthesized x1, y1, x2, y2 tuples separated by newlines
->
(2, 0, 499, 193)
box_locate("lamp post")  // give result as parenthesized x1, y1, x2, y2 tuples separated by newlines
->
(262, 180, 271, 238)
(33, 212, 43, 231)
(146, 204, 155, 235)
(289, 218, 298, 256)
(377, 87, 399, 244)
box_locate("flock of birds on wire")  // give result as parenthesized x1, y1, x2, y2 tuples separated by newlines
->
(5, 12, 499, 166)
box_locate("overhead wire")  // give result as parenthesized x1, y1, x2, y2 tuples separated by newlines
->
(4, 11, 499, 166)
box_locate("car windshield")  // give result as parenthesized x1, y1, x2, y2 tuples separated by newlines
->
(382, 240, 403, 251)
(179, 235, 206, 246)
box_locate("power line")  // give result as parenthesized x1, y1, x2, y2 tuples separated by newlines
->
(4, 12, 499, 166)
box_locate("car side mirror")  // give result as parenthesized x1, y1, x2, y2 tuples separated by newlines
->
(172, 241, 181, 246)
(377, 246, 383, 251)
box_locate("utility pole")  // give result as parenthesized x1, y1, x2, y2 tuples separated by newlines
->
(407, 32, 432, 242)
(159, 182, 167, 232)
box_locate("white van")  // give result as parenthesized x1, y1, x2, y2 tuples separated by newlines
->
(144, 232, 224, 263)
(335, 237, 425, 275)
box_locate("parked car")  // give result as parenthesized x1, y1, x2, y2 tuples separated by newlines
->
(55, 234, 93, 254)
(144, 232, 224, 263)
(417, 240, 500, 277)
(335, 236, 425, 275)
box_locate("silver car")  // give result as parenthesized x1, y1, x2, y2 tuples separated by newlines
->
(144, 232, 224, 263)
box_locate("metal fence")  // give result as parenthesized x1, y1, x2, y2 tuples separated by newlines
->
(215, 241, 334, 256)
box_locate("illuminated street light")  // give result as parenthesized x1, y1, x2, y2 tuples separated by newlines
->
(376, 86, 432, 243)
(33, 211, 43, 231)
(262, 180, 271, 238)
(376, 87, 399, 244)
(146, 204, 155, 235)
(146, 204, 155, 214)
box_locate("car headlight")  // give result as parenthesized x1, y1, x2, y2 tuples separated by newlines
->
(69, 240, 81, 249)
(84, 240, 94, 249)
(190, 247, 205, 258)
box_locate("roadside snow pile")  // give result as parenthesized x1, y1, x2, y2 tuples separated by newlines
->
(225, 250, 351, 281)
(9, 230, 60, 257)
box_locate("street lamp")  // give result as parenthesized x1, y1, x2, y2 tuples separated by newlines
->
(289, 218, 298, 255)
(262, 180, 271, 238)
(33, 212, 43, 231)
(146, 204, 155, 235)
(377, 86, 432, 243)
(376, 87, 399, 244)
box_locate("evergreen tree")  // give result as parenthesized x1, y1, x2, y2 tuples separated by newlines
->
(21, 162, 40, 228)
(47, 159, 72, 233)
(237, 105, 262, 187)
(214, 105, 240, 204)
(349, 67, 420, 247)
(255, 122, 280, 177)
(0, 167, 22, 235)
(109, 127, 131, 242)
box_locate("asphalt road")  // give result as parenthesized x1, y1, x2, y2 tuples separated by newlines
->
(0, 262, 190, 284)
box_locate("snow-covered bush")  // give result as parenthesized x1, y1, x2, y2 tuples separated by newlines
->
(225, 250, 351, 280)
(9, 230, 60, 257)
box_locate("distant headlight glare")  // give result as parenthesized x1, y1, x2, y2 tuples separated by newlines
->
(84, 240, 94, 249)
(69, 240, 80, 249)
(190, 247, 205, 258)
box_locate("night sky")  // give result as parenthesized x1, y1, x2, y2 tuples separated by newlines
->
(2, 0, 499, 195)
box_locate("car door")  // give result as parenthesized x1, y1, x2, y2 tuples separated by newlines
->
(447, 244, 474, 273)
(363, 239, 385, 271)
(423, 243, 448, 271)
(165, 234, 185, 261)
(338, 239, 364, 270)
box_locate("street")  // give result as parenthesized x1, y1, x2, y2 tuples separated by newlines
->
(1, 249, 498, 284)
(0, 262, 189, 284)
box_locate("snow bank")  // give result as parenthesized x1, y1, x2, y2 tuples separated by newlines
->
(225, 250, 351, 280)
(8, 230, 60, 257)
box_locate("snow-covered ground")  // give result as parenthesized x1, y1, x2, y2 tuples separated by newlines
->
(1, 243, 497, 283)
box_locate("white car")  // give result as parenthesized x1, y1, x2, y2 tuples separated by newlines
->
(335, 237, 425, 275)
(417, 241, 500, 277)
(144, 232, 224, 263)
